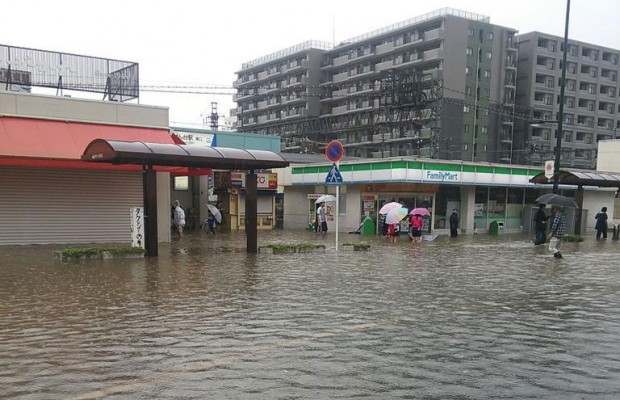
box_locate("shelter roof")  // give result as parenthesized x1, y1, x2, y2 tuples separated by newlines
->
(81, 139, 289, 170)
(530, 168, 620, 188)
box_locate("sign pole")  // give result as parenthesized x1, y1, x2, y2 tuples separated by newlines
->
(336, 161, 339, 251)
(325, 140, 344, 252)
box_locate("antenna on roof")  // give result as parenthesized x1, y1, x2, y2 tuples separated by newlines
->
(332, 14, 336, 47)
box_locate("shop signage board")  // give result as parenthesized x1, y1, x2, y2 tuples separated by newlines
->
(130, 207, 145, 249)
(423, 170, 461, 183)
(231, 172, 277, 190)
(544, 160, 554, 180)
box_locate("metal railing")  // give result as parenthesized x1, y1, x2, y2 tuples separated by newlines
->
(241, 40, 332, 70)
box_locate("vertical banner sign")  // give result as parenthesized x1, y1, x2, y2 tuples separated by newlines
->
(544, 160, 555, 181)
(325, 141, 344, 251)
(130, 207, 145, 249)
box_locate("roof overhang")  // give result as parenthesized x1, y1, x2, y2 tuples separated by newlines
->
(81, 139, 289, 170)
(530, 168, 620, 188)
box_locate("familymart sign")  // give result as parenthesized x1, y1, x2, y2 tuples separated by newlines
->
(423, 170, 460, 183)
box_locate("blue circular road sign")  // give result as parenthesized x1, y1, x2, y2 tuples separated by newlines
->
(325, 140, 344, 162)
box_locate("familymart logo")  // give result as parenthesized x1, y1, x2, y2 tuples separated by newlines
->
(424, 170, 460, 182)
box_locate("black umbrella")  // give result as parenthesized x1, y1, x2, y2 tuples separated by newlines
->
(535, 193, 577, 208)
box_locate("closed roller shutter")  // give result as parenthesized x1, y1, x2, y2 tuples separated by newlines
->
(0, 167, 142, 245)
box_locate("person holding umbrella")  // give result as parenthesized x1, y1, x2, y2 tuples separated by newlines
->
(533, 204, 550, 245)
(547, 205, 567, 259)
(408, 207, 428, 243)
(316, 202, 327, 235)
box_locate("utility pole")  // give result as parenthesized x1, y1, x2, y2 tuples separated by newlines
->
(553, 0, 571, 194)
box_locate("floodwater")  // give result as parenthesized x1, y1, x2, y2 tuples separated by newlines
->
(1, 230, 620, 399)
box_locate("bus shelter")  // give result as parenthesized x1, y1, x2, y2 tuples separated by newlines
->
(81, 139, 289, 256)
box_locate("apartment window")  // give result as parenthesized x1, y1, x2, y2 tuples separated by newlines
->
(464, 105, 470, 113)
(466, 47, 473, 56)
(465, 86, 472, 95)
(564, 132, 572, 142)
(468, 28, 474, 37)
(462, 143, 469, 151)
(466, 66, 471, 75)
(486, 51, 492, 60)
(464, 124, 470, 133)
(488, 32, 494, 41)
(481, 126, 488, 134)
(484, 70, 491, 79)
(485, 88, 491, 98)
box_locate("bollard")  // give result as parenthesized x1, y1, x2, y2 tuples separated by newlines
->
(613, 224, 620, 241)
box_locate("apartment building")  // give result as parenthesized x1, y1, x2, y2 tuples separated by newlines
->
(515, 32, 620, 168)
(232, 41, 330, 134)
(233, 8, 518, 163)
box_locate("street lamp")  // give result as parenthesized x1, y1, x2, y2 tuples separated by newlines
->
(553, 0, 571, 194)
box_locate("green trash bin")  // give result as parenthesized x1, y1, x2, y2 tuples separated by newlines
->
(309, 221, 317, 232)
(362, 217, 376, 236)
(489, 220, 499, 235)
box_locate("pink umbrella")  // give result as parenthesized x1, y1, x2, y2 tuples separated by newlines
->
(379, 202, 403, 214)
(409, 207, 430, 217)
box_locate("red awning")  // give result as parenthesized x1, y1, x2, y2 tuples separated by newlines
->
(0, 117, 211, 175)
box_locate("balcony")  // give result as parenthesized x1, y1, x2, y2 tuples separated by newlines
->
(424, 29, 442, 41)
(372, 134, 384, 143)
(375, 42, 394, 55)
(333, 54, 350, 67)
(331, 105, 349, 115)
(375, 59, 394, 72)
(283, 59, 310, 73)
(422, 48, 442, 60)
(332, 71, 349, 83)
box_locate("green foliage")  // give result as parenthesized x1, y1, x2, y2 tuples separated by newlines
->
(106, 247, 146, 256)
(342, 241, 371, 250)
(564, 234, 584, 242)
(266, 242, 325, 252)
(61, 247, 145, 259)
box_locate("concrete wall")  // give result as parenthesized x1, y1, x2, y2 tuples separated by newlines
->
(582, 189, 617, 230)
(597, 140, 620, 172)
(283, 186, 312, 230)
(0, 92, 169, 128)
(345, 185, 362, 232)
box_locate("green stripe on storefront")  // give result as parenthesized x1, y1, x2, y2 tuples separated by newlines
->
(462, 165, 476, 173)
(291, 161, 542, 177)
(424, 163, 462, 172)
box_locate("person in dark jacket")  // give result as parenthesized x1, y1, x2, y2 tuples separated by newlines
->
(533, 204, 550, 245)
(595, 207, 608, 239)
(449, 209, 459, 237)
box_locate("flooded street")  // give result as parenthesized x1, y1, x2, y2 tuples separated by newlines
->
(2, 231, 620, 399)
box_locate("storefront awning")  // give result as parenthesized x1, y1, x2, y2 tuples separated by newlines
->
(530, 169, 620, 188)
(81, 139, 289, 170)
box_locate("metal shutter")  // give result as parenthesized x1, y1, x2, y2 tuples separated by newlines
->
(0, 167, 142, 245)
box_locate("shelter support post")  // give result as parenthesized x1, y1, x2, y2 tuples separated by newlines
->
(574, 185, 584, 235)
(246, 170, 258, 254)
(143, 165, 158, 257)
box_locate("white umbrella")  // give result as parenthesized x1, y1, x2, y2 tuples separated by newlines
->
(315, 194, 336, 204)
(385, 207, 408, 224)
(206, 204, 222, 223)
(379, 202, 403, 215)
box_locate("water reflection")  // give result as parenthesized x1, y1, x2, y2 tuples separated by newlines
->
(1, 231, 620, 399)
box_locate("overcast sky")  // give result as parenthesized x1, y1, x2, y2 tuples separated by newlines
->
(2, 0, 619, 129)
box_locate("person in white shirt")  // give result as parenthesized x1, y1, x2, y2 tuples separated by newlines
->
(172, 200, 186, 239)
(316, 202, 327, 235)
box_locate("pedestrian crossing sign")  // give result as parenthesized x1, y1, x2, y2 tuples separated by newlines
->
(325, 163, 343, 185)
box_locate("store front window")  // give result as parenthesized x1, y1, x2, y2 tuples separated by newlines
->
(433, 186, 460, 229)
